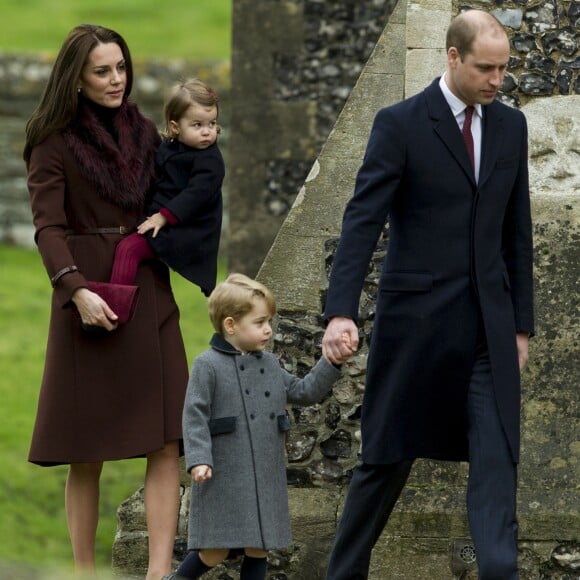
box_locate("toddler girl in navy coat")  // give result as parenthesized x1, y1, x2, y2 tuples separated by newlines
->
(84, 78, 224, 328)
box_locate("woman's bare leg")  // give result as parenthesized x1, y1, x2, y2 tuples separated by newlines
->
(65, 462, 103, 573)
(144, 441, 180, 580)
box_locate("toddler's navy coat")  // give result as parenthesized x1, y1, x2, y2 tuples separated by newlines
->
(145, 139, 224, 296)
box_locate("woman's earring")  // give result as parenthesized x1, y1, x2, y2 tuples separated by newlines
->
(77, 87, 81, 93)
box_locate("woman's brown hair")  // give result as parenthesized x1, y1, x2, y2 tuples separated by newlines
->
(23, 24, 133, 164)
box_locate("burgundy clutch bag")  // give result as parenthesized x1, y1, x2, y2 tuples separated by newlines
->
(86, 281, 140, 324)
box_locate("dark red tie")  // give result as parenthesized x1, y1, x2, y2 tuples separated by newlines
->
(462, 106, 475, 169)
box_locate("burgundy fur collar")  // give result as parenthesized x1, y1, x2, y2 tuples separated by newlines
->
(62, 100, 160, 209)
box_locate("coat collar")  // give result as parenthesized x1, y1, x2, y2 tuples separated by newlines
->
(158, 138, 217, 162)
(209, 333, 264, 358)
(61, 99, 160, 208)
(424, 77, 504, 190)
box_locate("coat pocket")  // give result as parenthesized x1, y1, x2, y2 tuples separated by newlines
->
(209, 416, 237, 436)
(277, 414, 292, 432)
(381, 272, 433, 292)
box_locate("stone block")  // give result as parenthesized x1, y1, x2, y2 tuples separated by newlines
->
(407, 3, 452, 49)
(366, 23, 407, 74)
(111, 531, 149, 577)
(405, 48, 447, 97)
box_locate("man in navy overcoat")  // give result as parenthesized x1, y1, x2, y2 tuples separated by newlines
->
(323, 10, 534, 580)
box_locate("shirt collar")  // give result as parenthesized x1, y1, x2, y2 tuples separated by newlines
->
(439, 74, 483, 119)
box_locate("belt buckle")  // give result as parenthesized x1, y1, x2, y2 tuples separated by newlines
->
(119, 226, 128, 234)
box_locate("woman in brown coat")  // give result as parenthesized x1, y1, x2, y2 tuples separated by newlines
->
(23, 25, 189, 579)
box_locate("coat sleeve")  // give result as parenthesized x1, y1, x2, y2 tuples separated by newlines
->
(27, 134, 88, 306)
(283, 357, 341, 406)
(502, 112, 535, 336)
(164, 148, 225, 224)
(182, 355, 215, 471)
(324, 107, 405, 322)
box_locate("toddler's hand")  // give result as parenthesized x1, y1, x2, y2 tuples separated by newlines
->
(325, 331, 354, 365)
(191, 465, 212, 483)
(137, 212, 168, 237)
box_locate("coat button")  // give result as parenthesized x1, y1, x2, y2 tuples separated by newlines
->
(250, 414, 255, 420)
(245, 389, 250, 395)
(260, 368, 265, 374)
(240, 364, 245, 371)
(270, 412, 275, 419)
(265, 391, 270, 397)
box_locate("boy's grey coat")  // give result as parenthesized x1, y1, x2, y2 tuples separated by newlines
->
(183, 334, 341, 550)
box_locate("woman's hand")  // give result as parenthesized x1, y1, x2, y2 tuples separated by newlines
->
(72, 287, 118, 331)
(137, 212, 168, 238)
(191, 465, 212, 483)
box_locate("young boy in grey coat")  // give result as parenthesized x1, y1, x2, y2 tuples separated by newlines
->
(164, 273, 347, 580)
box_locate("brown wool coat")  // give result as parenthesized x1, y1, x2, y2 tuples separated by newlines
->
(27, 101, 189, 465)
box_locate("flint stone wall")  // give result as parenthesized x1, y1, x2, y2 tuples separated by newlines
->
(228, 0, 580, 277)
(112, 0, 579, 579)
(228, 0, 399, 276)
(257, 1, 579, 577)
(0, 55, 229, 249)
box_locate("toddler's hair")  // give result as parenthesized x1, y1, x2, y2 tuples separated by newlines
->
(208, 273, 276, 334)
(162, 77, 220, 137)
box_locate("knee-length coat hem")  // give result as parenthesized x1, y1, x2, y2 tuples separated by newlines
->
(183, 334, 341, 550)
(27, 101, 189, 466)
(324, 78, 534, 465)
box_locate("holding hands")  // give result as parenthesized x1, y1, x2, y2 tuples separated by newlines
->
(323, 316, 359, 365)
(191, 464, 213, 484)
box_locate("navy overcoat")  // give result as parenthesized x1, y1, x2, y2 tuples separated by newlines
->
(144, 139, 224, 296)
(325, 78, 534, 464)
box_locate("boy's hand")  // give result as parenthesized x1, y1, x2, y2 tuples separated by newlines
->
(137, 212, 168, 238)
(191, 465, 212, 483)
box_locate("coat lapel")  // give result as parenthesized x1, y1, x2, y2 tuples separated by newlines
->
(478, 102, 503, 190)
(424, 80, 476, 187)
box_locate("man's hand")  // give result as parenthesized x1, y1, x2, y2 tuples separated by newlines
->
(191, 465, 212, 483)
(516, 332, 529, 371)
(137, 212, 168, 238)
(322, 316, 359, 365)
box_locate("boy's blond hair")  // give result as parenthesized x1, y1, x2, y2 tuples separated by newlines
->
(208, 273, 276, 335)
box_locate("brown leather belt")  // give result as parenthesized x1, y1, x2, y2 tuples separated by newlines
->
(65, 226, 132, 235)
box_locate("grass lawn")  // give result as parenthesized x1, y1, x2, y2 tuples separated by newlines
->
(0, 245, 222, 573)
(1, 2, 230, 572)
(0, 0, 231, 60)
